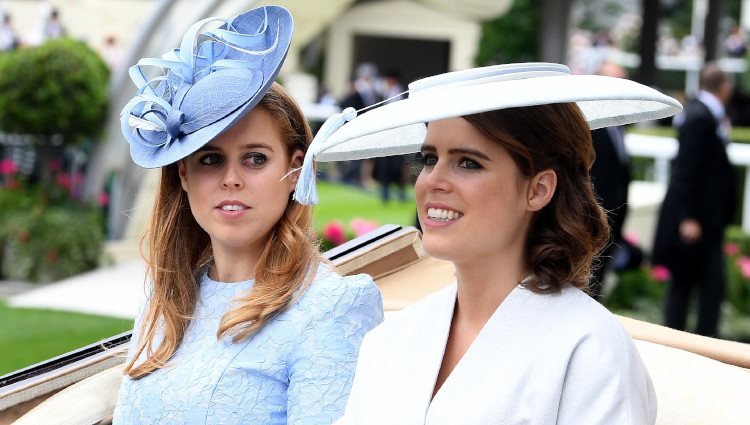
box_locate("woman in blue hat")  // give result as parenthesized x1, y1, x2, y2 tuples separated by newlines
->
(112, 6, 383, 424)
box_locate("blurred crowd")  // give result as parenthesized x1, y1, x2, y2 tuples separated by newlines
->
(318, 62, 411, 204)
(0, 5, 124, 72)
(0, 5, 65, 52)
(569, 13, 750, 76)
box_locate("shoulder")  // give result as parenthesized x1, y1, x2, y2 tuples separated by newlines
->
(294, 263, 383, 320)
(525, 286, 633, 350)
(682, 100, 715, 125)
(299, 263, 381, 303)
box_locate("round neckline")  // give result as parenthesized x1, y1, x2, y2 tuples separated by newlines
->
(200, 266, 255, 285)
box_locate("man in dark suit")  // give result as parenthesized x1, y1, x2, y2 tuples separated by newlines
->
(589, 62, 634, 301)
(652, 63, 736, 337)
(590, 125, 631, 300)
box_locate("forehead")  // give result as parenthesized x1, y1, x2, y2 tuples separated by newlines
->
(423, 117, 497, 151)
(206, 107, 284, 150)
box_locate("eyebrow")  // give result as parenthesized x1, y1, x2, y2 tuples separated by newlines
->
(421, 144, 492, 161)
(196, 142, 275, 153)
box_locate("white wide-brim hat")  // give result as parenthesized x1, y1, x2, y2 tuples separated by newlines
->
(293, 62, 682, 205)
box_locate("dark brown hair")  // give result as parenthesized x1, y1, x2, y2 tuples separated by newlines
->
(464, 103, 609, 293)
(125, 83, 320, 378)
(700, 62, 731, 93)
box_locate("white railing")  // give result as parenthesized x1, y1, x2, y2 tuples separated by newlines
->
(625, 133, 750, 233)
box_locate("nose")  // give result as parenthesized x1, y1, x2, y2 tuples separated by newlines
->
(221, 162, 243, 189)
(417, 161, 450, 193)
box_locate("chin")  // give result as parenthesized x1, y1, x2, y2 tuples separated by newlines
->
(421, 236, 455, 262)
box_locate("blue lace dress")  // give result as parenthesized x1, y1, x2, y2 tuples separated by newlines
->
(112, 264, 383, 424)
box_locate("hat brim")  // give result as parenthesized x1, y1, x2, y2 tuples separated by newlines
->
(313, 74, 683, 162)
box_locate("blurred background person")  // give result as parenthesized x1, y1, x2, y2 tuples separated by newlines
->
(373, 68, 407, 203)
(43, 7, 65, 39)
(100, 34, 125, 72)
(724, 25, 747, 58)
(589, 61, 636, 301)
(0, 13, 18, 52)
(652, 63, 736, 337)
(339, 62, 381, 187)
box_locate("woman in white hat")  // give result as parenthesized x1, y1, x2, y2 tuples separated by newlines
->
(295, 63, 682, 424)
(112, 6, 382, 424)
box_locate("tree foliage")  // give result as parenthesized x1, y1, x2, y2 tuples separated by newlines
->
(475, 0, 540, 66)
(0, 38, 109, 145)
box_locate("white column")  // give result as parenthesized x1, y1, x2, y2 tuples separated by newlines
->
(743, 167, 750, 233)
(741, 0, 750, 30)
(692, 0, 708, 41)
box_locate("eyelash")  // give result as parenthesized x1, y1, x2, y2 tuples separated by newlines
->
(417, 153, 483, 170)
(198, 153, 221, 166)
(244, 153, 268, 167)
(197, 152, 268, 167)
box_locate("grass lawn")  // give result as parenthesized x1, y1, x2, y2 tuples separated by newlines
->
(0, 300, 134, 376)
(313, 181, 417, 232)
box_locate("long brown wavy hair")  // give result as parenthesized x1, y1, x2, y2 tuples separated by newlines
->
(124, 83, 320, 378)
(464, 103, 609, 293)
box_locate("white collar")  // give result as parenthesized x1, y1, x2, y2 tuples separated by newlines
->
(697, 90, 726, 122)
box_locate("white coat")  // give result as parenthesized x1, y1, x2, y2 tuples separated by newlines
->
(339, 283, 656, 425)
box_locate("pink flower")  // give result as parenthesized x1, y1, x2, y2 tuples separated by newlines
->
(98, 191, 109, 207)
(725, 242, 740, 256)
(56, 173, 71, 189)
(623, 232, 640, 246)
(737, 256, 750, 279)
(350, 218, 379, 237)
(650, 265, 671, 282)
(45, 249, 59, 264)
(50, 159, 62, 172)
(0, 158, 16, 175)
(70, 172, 84, 186)
(323, 221, 346, 246)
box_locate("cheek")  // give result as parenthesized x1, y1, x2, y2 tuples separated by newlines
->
(414, 171, 427, 200)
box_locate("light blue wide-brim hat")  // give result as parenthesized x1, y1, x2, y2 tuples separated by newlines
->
(121, 5, 293, 168)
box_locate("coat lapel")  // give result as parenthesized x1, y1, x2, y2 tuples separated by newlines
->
(426, 285, 530, 423)
(397, 283, 457, 423)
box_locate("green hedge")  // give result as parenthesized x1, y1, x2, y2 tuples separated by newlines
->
(0, 38, 108, 143)
(0, 187, 103, 283)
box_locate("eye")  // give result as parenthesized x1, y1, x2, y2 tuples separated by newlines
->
(418, 152, 438, 167)
(198, 153, 222, 166)
(243, 153, 268, 167)
(458, 157, 482, 170)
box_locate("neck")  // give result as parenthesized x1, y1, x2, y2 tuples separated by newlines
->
(209, 244, 263, 283)
(452, 253, 528, 325)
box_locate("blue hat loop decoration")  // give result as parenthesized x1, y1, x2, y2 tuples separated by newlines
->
(121, 6, 293, 168)
(166, 109, 186, 139)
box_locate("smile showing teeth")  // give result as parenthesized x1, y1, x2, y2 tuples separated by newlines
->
(221, 205, 247, 211)
(427, 207, 462, 221)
